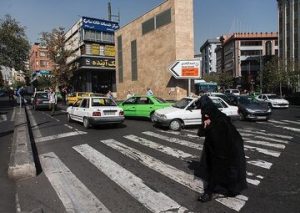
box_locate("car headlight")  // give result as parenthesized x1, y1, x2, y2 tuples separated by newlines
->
(267, 108, 272, 113)
(246, 109, 256, 113)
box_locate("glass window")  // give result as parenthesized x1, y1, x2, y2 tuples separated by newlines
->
(142, 17, 155, 35)
(172, 98, 193, 109)
(124, 97, 136, 104)
(131, 40, 138, 81)
(156, 8, 171, 29)
(117, 35, 123, 83)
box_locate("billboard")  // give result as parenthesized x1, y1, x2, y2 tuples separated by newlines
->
(82, 16, 119, 32)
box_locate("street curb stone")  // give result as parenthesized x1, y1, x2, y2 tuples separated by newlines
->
(8, 107, 36, 181)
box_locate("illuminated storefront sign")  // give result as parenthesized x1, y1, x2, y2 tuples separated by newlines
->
(80, 57, 115, 68)
(104, 45, 115, 57)
(82, 16, 119, 32)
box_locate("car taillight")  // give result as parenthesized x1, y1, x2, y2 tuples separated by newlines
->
(92, 111, 101, 116)
(119, 111, 124, 116)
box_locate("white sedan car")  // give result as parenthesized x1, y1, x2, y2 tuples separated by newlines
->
(256, 94, 289, 108)
(67, 96, 125, 128)
(152, 96, 238, 131)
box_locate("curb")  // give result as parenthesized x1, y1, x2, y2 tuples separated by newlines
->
(8, 107, 36, 181)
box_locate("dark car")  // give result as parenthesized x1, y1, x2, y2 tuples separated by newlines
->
(32, 91, 50, 110)
(236, 96, 272, 121)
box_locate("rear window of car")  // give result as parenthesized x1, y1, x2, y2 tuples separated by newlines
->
(36, 93, 48, 99)
(154, 97, 168, 103)
(92, 98, 116, 106)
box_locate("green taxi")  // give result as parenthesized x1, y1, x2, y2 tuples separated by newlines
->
(118, 95, 172, 121)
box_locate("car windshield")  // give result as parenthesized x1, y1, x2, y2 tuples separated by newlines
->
(153, 97, 168, 103)
(172, 98, 193, 109)
(267, 95, 280, 99)
(214, 94, 230, 103)
(239, 96, 259, 104)
(91, 98, 116, 106)
(36, 93, 48, 99)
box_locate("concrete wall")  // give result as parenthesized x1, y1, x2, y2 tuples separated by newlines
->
(115, 0, 194, 100)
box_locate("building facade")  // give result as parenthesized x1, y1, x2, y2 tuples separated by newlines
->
(277, 0, 300, 63)
(200, 38, 221, 77)
(115, 0, 194, 100)
(65, 16, 119, 94)
(216, 32, 278, 90)
(29, 42, 55, 78)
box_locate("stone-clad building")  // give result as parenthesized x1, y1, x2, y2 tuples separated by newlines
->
(115, 0, 194, 100)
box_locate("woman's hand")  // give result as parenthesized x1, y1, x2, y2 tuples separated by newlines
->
(203, 114, 211, 128)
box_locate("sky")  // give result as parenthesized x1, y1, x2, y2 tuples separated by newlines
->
(0, 0, 278, 54)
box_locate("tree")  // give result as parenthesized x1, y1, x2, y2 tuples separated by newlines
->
(40, 27, 72, 87)
(0, 14, 30, 71)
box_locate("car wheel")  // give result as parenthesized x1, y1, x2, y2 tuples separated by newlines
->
(150, 112, 155, 122)
(67, 113, 72, 122)
(239, 112, 245, 121)
(169, 119, 182, 131)
(83, 117, 90, 129)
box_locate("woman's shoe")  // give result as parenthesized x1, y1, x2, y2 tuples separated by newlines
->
(198, 193, 212, 202)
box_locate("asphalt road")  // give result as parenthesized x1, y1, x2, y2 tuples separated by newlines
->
(4, 102, 300, 213)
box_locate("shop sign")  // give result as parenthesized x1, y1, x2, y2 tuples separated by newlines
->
(104, 45, 115, 57)
(169, 60, 200, 79)
(91, 44, 100, 55)
(81, 57, 115, 68)
(82, 16, 119, 32)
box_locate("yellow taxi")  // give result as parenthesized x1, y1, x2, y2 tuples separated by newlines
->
(66, 92, 91, 105)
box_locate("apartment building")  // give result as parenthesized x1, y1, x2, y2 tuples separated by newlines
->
(115, 0, 194, 100)
(200, 38, 221, 77)
(216, 32, 278, 90)
(64, 16, 119, 94)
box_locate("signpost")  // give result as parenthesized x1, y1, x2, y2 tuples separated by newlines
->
(169, 60, 201, 96)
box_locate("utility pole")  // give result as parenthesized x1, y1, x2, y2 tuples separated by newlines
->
(259, 50, 263, 94)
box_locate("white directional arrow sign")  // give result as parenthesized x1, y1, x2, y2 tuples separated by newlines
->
(169, 60, 200, 79)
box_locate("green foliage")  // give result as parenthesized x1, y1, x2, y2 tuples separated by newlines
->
(0, 14, 30, 71)
(40, 27, 73, 86)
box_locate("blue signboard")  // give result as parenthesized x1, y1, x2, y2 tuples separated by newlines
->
(82, 16, 119, 32)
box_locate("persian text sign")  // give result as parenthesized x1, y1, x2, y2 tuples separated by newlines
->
(82, 17, 119, 32)
(169, 60, 200, 79)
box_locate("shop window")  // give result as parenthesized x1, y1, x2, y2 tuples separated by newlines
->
(131, 40, 138, 81)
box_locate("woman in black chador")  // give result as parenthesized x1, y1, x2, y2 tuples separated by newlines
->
(196, 95, 247, 202)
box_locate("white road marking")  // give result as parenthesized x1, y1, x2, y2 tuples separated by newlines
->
(246, 178, 260, 186)
(281, 120, 300, 125)
(247, 160, 272, 169)
(244, 145, 281, 157)
(143, 131, 202, 150)
(243, 139, 286, 149)
(124, 135, 197, 159)
(35, 131, 87, 143)
(254, 136, 289, 144)
(273, 125, 300, 133)
(64, 124, 73, 129)
(216, 195, 248, 212)
(99, 139, 247, 212)
(238, 129, 293, 139)
(158, 129, 199, 138)
(42, 112, 60, 122)
(40, 152, 110, 213)
(11, 107, 16, 121)
(268, 119, 288, 125)
(74, 144, 189, 213)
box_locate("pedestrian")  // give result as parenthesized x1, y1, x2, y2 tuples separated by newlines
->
(195, 95, 247, 202)
(61, 86, 68, 105)
(107, 90, 114, 99)
(146, 87, 153, 96)
(126, 90, 133, 99)
(48, 88, 57, 116)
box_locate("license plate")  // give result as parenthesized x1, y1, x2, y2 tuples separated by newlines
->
(104, 112, 115, 115)
(257, 116, 266, 119)
(43, 101, 49, 104)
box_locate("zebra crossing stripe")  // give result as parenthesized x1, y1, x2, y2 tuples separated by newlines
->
(99, 139, 248, 212)
(247, 159, 273, 169)
(281, 119, 300, 125)
(244, 145, 281, 157)
(124, 135, 198, 159)
(243, 139, 286, 149)
(73, 144, 189, 213)
(158, 129, 199, 138)
(253, 136, 289, 144)
(142, 131, 202, 150)
(40, 152, 111, 213)
(35, 131, 87, 143)
(273, 125, 300, 133)
(268, 120, 287, 125)
(238, 129, 293, 139)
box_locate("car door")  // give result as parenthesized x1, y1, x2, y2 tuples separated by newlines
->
(76, 98, 90, 122)
(181, 100, 202, 125)
(134, 97, 154, 117)
(120, 97, 138, 116)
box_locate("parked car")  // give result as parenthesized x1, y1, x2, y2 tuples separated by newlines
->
(205, 92, 232, 104)
(224, 89, 240, 96)
(236, 96, 271, 121)
(256, 93, 289, 108)
(66, 96, 125, 128)
(118, 95, 172, 121)
(152, 96, 238, 131)
(32, 91, 50, 110)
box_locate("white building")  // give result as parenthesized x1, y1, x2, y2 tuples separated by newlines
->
(200, 38, 221, 77)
